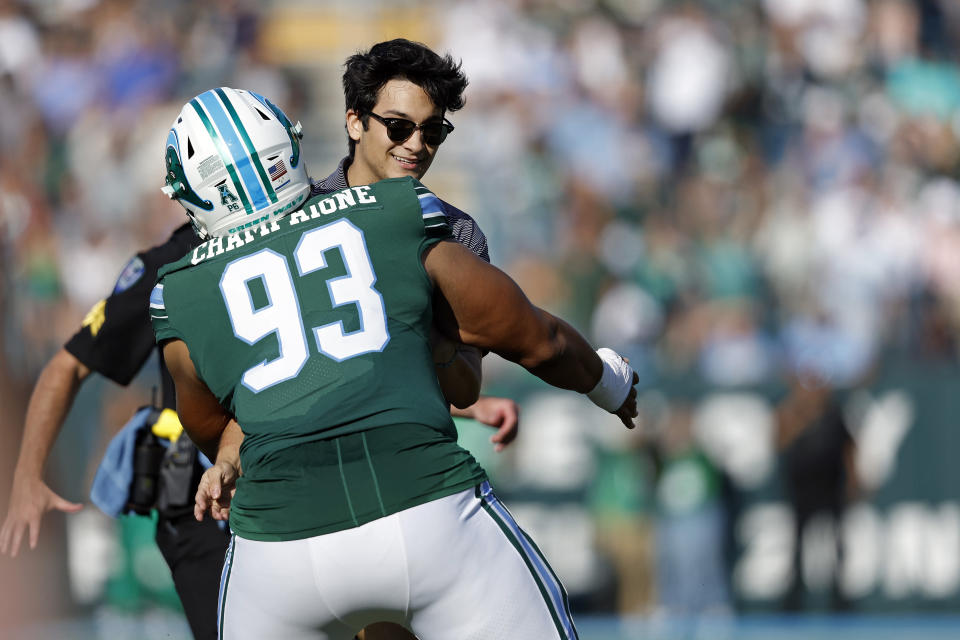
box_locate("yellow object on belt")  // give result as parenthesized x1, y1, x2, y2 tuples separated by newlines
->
(151, 408, 184, 441)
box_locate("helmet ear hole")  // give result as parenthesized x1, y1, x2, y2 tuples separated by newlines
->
(163, 145, 213, 212)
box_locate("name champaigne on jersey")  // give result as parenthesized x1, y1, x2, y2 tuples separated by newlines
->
(191, 186, 379, 265)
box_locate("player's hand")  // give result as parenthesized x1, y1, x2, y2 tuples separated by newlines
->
(614, 370, 640, 430)
(195, 461, 238, 522)
(469, 396, 520, 452)
(0, 475, 83, 557)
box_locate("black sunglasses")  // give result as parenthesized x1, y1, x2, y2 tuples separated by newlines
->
(367, 112, 455, 146)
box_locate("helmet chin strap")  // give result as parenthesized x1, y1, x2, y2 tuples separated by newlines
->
(186, 212, 209, 240)
(161, 182, 209, 240)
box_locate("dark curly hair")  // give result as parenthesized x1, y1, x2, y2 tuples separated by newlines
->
(342, 38, 468, 158)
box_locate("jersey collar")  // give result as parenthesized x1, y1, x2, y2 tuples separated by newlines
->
(311, 157, 350, 196)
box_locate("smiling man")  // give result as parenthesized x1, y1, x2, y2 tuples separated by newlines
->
(346, 76, 452, 181)
(311, 39, 488, 264)
(343, 39, 463, 185)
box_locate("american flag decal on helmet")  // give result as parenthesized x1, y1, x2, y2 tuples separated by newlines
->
(268, 159, 287, 181)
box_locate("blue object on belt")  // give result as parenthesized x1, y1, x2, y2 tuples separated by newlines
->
(90, 406, 157, 518)
(91, 407, 216, 519)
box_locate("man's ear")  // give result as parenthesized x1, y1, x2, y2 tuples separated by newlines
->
(346, 110, 363, 142)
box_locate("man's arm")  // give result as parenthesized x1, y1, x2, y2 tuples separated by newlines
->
(194, 420, 243, 522)
(452, 396, 520, 452)
(424, 240, 637, 427)
(0, 348, 89, 556)
(161, 339, 232, 462)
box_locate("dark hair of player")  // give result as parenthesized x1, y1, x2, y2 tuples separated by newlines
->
(342, 38, 468, 158)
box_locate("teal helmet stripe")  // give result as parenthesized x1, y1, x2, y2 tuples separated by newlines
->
(166, 129, 180, 154)
(249, 91, 302, 169)
(189, 98, 253, 215)
(213, 88, 278, 205)
(196, 91, 269, 211)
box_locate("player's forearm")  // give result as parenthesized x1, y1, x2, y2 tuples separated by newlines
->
(163, 339, 236, 463)
(518, 310, 602, 394)
(424, 240, 600, 394)
(14, 348, 90, 478)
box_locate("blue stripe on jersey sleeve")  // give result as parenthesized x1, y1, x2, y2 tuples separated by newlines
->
(418, 192, 445, 224)
(150, 284, 165, 309)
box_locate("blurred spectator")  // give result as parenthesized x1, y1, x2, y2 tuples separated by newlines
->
(775, 370, 858, 612)
(646, 4, 731, 168)
(0, 1, 41, 85)
(653, 402, 731, 615)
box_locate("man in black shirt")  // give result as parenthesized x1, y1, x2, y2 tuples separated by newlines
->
(0, 221, 230, 640)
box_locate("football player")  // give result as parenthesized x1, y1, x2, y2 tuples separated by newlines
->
(157, 86, 637, 639)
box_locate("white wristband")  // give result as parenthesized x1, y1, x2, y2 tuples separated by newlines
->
(586, 348, 634, 412)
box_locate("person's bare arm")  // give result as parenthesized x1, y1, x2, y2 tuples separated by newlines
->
(161, 339, 232, 462)
(195, 420, 243, 522)
(452, 396, 520, 452)
(424, 240, 637, 427)
(426, 241, 599, 387)
(0, 348, 89, 556)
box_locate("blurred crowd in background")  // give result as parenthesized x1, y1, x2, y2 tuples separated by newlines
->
(4, 0, 960, 634)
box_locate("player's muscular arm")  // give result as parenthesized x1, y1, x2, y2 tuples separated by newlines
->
(424, 240, 638, 428)
(425, 240, 601, 391)
(161, 339, 232, 462)
(1, 348, 88, 556)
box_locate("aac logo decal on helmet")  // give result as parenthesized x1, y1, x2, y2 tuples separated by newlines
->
(162, 87, 310, 238)
(217, 184, 239, 208)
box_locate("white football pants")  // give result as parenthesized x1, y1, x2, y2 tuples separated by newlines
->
(217, 481, 577, 639)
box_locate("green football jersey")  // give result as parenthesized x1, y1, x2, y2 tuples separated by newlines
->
(152, 177, 485, 540)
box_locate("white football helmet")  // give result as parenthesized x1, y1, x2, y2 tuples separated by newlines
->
(162, 87, 310, 238)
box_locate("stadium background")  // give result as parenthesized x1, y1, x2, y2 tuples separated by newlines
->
(4, 0, 960, 638)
